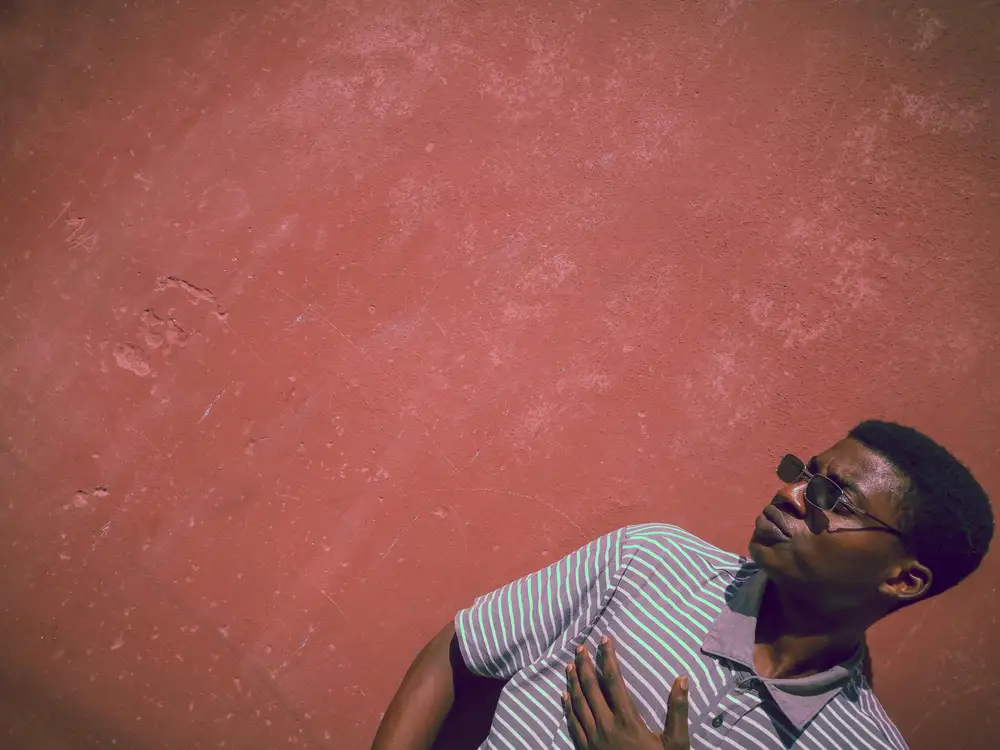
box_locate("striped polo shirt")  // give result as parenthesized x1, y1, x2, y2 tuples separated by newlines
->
(454, 523, 907, 749)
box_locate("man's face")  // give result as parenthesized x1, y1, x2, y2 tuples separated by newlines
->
(749, 437, 910, 607)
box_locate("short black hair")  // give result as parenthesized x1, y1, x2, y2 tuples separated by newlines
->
(848, 420, 993, 599)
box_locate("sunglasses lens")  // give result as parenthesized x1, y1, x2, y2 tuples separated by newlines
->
(806, 475, 840, 510)
(777, 454, 804, 483)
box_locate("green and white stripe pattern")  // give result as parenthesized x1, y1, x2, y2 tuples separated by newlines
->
(455, 523, 907, 749)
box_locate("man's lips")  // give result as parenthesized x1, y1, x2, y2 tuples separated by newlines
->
(762, 505, 792, 537)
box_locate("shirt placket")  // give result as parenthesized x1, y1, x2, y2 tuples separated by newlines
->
(691, 673, 764, 750)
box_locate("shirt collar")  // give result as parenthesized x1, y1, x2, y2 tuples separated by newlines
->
(701, 566, 864, 732)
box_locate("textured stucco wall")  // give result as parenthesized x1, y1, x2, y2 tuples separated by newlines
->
(1, 1, 998, 748)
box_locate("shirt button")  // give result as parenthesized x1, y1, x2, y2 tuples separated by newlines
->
(712, 714, 725, 728)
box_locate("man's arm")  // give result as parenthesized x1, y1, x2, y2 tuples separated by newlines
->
(371, 622, 469, 750)
(373, 527, 630, 748)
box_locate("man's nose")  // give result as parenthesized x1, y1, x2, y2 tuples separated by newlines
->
(773, 477, 809, 517)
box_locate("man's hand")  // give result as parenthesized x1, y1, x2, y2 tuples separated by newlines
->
(563, 636, 690, 750)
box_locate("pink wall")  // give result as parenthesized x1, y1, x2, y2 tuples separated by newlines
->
(1, 1, 998, 747)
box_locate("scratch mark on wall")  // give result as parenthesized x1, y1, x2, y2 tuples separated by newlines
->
(462, 424, 504, 470)
(220, 318, 270, 367)
(48, 201, 72, 228)
(446, 503, 469, 559)
(129, 428, 163, 456)
(319, 589, 347, 619)
(198, 381, 233, 423)
(65, 215, 99, 253)
(425, 308, 447, 337)
(423, 429, 458, 472)
(275, 622, 322, 672)
(284, 304, 314, 331)
(381, 512, 420, 560)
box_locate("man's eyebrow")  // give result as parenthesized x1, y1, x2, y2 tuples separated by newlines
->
(810, 456, 869, 503)
(827, 467, 869, 504)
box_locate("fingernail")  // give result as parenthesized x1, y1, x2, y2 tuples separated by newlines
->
(576, 645, 585, 655)
(567, 663, 575, 674)
(563, 691, 570, 703)
(600, 635, 610, 646)
(680, 677, 689, 691)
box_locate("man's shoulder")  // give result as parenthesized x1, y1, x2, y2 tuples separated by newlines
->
(819, 676, 909, 749)
(620, 523, 747, 574)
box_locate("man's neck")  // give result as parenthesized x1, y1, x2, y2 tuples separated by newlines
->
(753, 579, 872, 680)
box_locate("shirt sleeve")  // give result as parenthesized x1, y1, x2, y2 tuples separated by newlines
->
(454, 527, 629, 680)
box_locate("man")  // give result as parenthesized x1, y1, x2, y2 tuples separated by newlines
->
(372, 420, 993, 748)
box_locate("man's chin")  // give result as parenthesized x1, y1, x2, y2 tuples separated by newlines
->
(747, 537, 781, 568)
(747, 540, 797, 584)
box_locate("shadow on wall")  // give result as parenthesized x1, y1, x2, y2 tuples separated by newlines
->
(0, 664, 147, 749)
(431, 675, 507, 750)
(862, 643, 875, 690)
(430, 639, 508, 749)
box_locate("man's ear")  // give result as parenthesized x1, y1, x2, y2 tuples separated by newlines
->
(881, 559, 933, 604)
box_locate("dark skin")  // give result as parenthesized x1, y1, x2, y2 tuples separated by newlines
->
(748, 437, 931, 679)
(562, 437, 933, 747)
(374, 438, 932, 749)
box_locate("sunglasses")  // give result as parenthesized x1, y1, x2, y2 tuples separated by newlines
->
(776, 454, 904, 537)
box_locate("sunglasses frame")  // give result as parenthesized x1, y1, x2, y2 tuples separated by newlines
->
(777, 454, 904, 537)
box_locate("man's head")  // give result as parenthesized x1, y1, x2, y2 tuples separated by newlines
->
(749, 420, 993, 616)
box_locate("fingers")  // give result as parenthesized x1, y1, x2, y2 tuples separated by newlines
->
(663, 676, 690, 748)
(565, 639, 686, 750)
(574, 645, 613, 727)
(566, 657, 597, 743)
(596, 636, 637, 717)
(563, 690, 588, 749)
